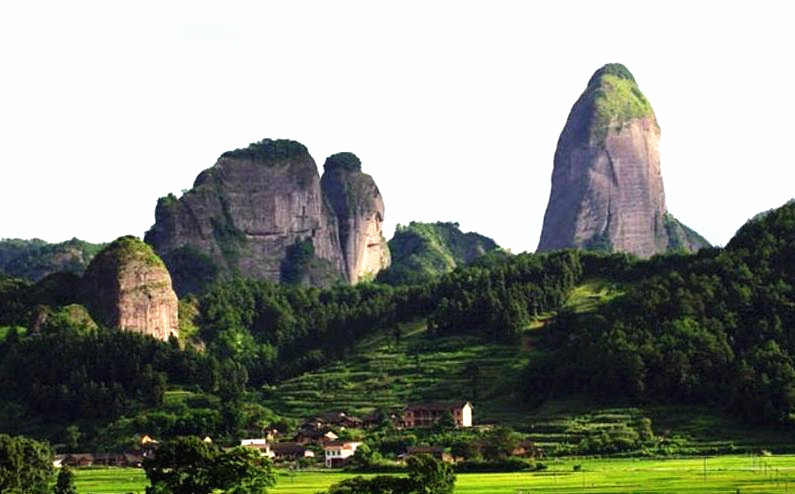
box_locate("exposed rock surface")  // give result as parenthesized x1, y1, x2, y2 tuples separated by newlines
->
(146, 139, 391, 293)
(321, 152, 391, 283)
(378, 221, 499, 285)
(537, 63, 709, 257)
(81, 236, 178, 341)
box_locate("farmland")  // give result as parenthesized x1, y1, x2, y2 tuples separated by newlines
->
(74, 455, 795, 493)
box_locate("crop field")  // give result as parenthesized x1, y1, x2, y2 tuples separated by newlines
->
(74, 456, 795, 493)
(73, 467, 147, 493)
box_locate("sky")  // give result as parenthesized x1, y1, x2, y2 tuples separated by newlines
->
(1, 1, 793, 253)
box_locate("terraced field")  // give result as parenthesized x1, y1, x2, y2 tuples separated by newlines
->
(263, 320, 528, 420)
(260, 279, 795, 456)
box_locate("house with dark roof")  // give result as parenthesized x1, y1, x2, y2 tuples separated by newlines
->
(402, 401, 472, 428)
(271, 442, 315, 461)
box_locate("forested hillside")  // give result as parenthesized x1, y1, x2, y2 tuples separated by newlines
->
(0, 238, 104, 281)
(0, 202, 793, 451)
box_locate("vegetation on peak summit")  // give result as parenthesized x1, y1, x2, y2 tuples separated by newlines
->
(587, 63, 637, 87)
(572, 63, 655, 143)
(323, 152, 362, 172)
(94, 236, 166, 270)
(220, 138, 308, 163)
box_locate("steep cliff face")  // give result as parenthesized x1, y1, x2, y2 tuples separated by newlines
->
(537, 63, 709, 257)
(145, 139, 346, 292)
(80, 236, 178, 341)
(320, 152, 391, 283)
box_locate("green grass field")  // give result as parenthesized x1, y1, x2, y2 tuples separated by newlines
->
(73, 456, 795, 493)
(73, 467, 148, 493)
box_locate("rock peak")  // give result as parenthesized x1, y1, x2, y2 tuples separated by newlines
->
(537, 65, 708, 257)
(321, 153, 390, 283)
(81, 236, 178, 341)
(323, 152, 362, 173)
(147, 139, 390, 292)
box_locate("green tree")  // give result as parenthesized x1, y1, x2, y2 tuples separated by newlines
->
(481, 427, 518, 460)
(53, 466, 77, 494)
(63, 425, 81, 453)
(406, 454, 456, 494)
(0, 433, 54, 494)
(143, 436, 275, 494)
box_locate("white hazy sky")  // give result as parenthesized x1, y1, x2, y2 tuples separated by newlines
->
(1, 1, 793, 253)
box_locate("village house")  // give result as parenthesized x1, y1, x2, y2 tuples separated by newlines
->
(324, 440, 361, 468)
(240, 438, 275, 458)
(294, 428, 338, 445)
(402, 401, 473, 428)
(401, 446, 453, 463)
(271, 442, 315, 462)
(301, 411, 363, 432)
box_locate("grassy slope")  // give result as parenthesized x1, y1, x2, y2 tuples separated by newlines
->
(261, 278, 795, 455)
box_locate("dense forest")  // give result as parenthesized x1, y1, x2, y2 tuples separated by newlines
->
(0, 238, 103, 281)
(0, 202, 793, 449)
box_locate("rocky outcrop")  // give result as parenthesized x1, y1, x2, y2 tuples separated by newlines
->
(321, 153, 391, 283)
(537, 63, 709, 257)
(146, 139, 391, 293)
(81, 236, 178, 341)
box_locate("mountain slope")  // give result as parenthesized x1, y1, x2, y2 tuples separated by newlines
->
(378, 222, 499, 285)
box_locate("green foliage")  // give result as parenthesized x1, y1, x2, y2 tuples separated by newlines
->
(280, 238, 316, 284)
(406, 454, 456, 494)
(323, 152, 362, 172)
(0, 237, 104, 282)
(0, 275, 32, 326)
(0, 433, 53, 494)
(663, 212, 711, 251)
(480, 427, 519, 461)
(573, 63, 655, 143)
(428, 250, 582, 342)
(586, 63, 637, 87)
(379, 222, 499, 285)
(54, 466, 77, 494)
(93, 236, 166, 269)
(221, 138, 308, 163)
(162, 245, 220, 297)
(523, 201, 795, 425)
(323, 454, 454, 494)
(0, 327, 216, 422)
(143, 436, 275, 494)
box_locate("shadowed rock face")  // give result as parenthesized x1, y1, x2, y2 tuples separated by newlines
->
(145, 140, 346, 289)
(81, 236, 178, 341)
(145, 140, 393, 292)
(321, 153, 391, 283)
(537, 63, 709, 257)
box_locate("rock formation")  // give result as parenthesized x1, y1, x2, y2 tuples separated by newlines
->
(146, 139, 391, 293)
(537, 63, 709, 257)
(320, 152, 391, 283)
(81, 236, 178, 341)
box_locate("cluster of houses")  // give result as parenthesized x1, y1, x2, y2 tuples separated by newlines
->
(240, 401, 474, 468)
(56, 401, 536, 470)
(54, 435, 158, 468)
